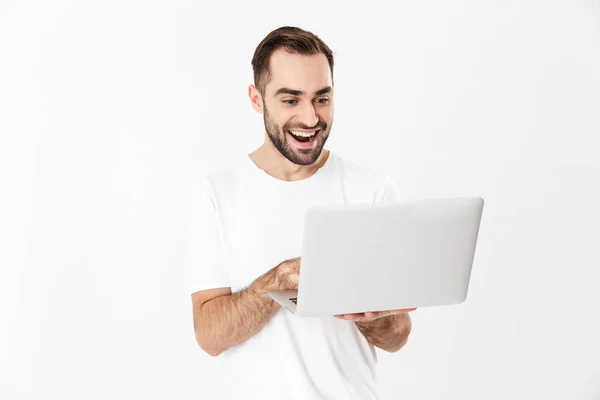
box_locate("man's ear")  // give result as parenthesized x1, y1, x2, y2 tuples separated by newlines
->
(248, 85, 263, 114)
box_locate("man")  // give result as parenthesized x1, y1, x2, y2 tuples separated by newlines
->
(189, 26, 415, 399)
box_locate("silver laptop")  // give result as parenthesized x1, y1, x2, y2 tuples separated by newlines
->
(268, 196, 484, 317)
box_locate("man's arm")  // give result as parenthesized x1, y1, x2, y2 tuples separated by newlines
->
(192, 258, 300, 357)
(192, 284, 277, 356)
(354, 313, 412, 352)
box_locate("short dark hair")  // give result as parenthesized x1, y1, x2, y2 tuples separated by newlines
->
(251, 26, 334, 95)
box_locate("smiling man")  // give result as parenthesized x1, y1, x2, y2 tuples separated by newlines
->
(189, 26, 414, 399)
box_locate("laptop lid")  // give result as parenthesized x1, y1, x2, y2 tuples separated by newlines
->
(293, 197, 484, 317)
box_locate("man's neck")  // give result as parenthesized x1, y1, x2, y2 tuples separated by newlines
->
(249, 144, 330, 182)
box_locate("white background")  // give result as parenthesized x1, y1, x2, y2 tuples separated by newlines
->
(1, 0, 599, 399)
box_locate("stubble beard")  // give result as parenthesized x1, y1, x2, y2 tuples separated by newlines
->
(263, 104, 331, 166)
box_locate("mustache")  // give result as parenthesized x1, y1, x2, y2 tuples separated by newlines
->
(283, 119, 327, 131)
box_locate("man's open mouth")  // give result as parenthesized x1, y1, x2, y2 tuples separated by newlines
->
(288, 129, 321, 143)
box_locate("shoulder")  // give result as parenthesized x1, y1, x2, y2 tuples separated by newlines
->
(193, 154, 252, 205)
(208, 154, 253, 186)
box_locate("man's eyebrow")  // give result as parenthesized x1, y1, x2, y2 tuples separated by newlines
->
(274, 88, 304, 96)
(274, 86, 332, 97)
(315, 86, 332, 96)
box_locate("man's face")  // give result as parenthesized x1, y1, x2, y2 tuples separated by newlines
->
(261, 49, 334, 166)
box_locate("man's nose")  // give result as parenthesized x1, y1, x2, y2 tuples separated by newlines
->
(298, 103, 319, 128)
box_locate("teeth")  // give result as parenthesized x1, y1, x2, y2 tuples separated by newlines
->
(290, 130, 317, 137)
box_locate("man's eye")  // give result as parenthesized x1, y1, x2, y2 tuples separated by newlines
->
(315, 98, 329, 104)
(283, 99, 297, 105)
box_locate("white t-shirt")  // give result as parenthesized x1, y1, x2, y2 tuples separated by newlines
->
(189, 152, 402, 400)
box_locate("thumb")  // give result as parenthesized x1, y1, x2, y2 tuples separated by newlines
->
(289, 257, 301, 272)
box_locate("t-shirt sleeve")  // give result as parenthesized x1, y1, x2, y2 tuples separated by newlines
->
(381, 174, 403, 203)
(188, 177, 231, 294)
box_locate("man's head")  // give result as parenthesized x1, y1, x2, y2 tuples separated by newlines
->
(249, 26, 335, 166)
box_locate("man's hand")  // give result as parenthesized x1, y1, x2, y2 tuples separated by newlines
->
(275, 257, 301, 290)
(192, 257, 301, 357)
(253, 257, 301, 294)
(334, 308, 416, 322)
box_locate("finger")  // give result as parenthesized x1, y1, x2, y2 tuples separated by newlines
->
(334, 314, 351, 319)
(345, 313, 364, 320)
(281, 258, 301, 272)
(288, 274, 299, 285)
(389, 308, 417, 314)
(291, 259, 301, 273)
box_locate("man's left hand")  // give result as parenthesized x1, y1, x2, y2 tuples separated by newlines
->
(334, 308, 416, 322)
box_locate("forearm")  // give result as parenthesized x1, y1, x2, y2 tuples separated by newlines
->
(355, 313, 412, 352)
(198, 282, 279, 356)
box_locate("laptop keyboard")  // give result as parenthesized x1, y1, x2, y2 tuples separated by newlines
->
(289, 297, 298, 305)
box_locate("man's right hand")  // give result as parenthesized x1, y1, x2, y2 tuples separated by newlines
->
(192, 257, 302, 356)
(254, 257, 301, 294)
(275, 257, 301, 290)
